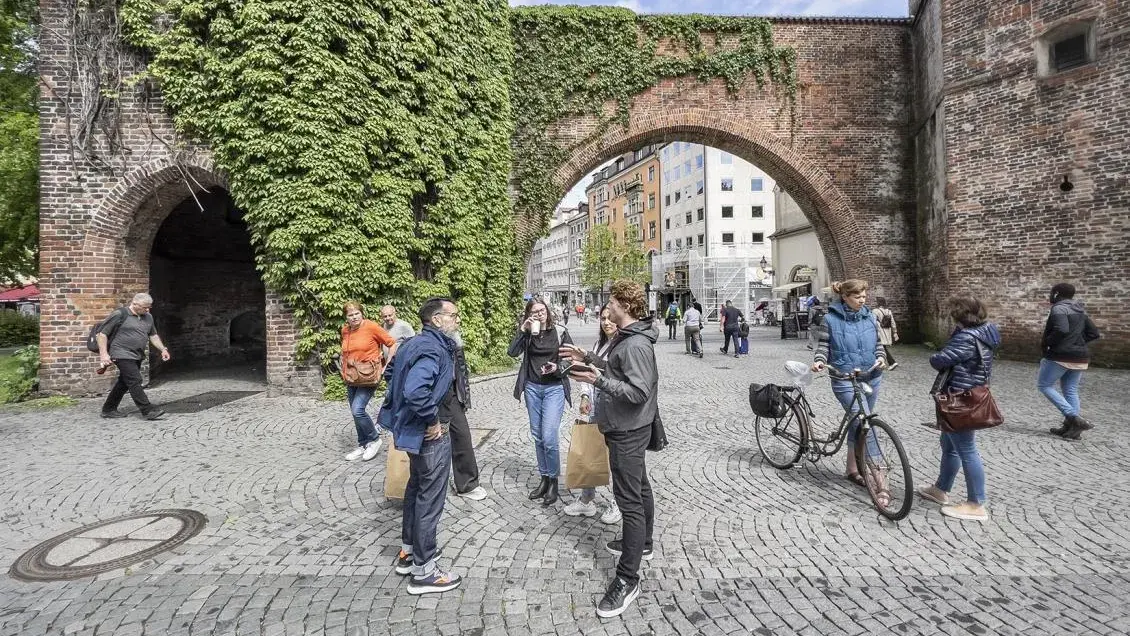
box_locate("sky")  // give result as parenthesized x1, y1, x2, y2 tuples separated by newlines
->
(518, 0, 911, 207)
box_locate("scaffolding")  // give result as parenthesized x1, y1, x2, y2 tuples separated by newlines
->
(652, 250, 771, 321)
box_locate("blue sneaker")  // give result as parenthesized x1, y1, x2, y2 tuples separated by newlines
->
(406, 569, 461, 595)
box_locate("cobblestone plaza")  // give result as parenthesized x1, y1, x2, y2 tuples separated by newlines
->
(2, 324, 1129, 635)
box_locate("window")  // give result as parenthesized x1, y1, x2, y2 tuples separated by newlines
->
(685, 211, 692, 224)
(615, 158, 624, 172)
(665, 240, 671, 251)
(612, 209, 616, 222)
(684, 160, 691, 174)
(649, 221, 656, 240)
(648, 193, 655, 209)
(648, 166, 655, 182)
(673, 166, 681, 180)
(1053, 33, 1089, 72)
(665, 194, 671, 206)
(720, 152, 733, 164)
(721, 178, 733, 191)
(696, 155, 703, 169)
(752, 232, 764, 243)
(665, 218, 670, 229)
(675, 238, 683, 248)
(722, 206, 734, 218)
(751, 178, 764, 192)
(1038, 22, 1096, 77)
(697, 208, 705, 221)
(697, 234, 704, 246)
(722, 233, 734, 244)
(674, 191, 681, 203)
(696, 180, 703, 195)
(751, 205, 764, 218)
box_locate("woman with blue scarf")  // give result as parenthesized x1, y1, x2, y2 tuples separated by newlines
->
(810, 279, 887, 489)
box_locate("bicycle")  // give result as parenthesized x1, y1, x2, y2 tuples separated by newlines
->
(751, 361, 914, 521)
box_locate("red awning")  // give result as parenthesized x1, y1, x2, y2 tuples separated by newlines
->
(0, 284, 40, 302)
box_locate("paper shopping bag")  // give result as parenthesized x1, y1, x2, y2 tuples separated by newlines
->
(384, 437, 411, 500)
(565, 422, 610, 489)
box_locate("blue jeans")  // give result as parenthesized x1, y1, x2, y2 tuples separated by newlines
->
(1037, 358, 1083, 417)
(936, 430, 986, 504)
(524, 383, 566, 478)
(346, 385, 379, 446)
(401, 434, 452, 577)
(831, 376, 882, 457)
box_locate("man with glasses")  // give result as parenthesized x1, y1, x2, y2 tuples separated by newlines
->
(380, 297, 463, 594)
(97, 292, 170, 420)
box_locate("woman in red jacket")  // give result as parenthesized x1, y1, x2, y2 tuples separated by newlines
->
(341, 301, 397, 462)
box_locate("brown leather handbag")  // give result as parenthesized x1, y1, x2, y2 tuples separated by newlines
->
(932, 340, 1003, 433)
(343, 358, 382, 387)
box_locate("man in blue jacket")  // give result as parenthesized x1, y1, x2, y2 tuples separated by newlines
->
(379, 297, 462, 595)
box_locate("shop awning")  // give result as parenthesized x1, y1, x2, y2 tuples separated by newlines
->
(0, 284, 39, 302)
(772, 281, 811, 293)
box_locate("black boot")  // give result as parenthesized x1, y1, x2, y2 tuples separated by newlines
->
(1050, 417, 1071, 436)
(542, 478, 559, 506)
(528, 476, 549, 500)
(1062, 415, 1093, 441)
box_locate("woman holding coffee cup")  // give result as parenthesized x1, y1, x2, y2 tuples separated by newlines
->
(508, 298, 575, 506)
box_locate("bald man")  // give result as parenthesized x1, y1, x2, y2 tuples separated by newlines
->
(379, 305, 416, 359)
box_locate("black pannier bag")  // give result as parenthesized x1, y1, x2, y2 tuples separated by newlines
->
(749, 383, 787, 418)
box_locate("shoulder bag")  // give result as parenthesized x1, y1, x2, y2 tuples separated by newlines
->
(343, 358, 382, 387)
(932, 340, 1003, 433)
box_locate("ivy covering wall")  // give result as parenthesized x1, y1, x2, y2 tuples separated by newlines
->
(117, 2, 794, 375)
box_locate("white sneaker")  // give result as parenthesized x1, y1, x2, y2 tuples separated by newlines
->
(563, 499, 599, 517)
(600, 502, 622, 525)
(457, 486, 488, 501)
(361, 439, 382, 461)
(344, 447, 365, 461)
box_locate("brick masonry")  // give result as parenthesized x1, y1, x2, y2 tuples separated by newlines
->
(37, 5, 1129, 397)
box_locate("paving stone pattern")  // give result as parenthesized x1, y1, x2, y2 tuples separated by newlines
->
(2, 325, 1129, 635)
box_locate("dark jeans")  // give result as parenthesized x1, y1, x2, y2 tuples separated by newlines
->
(101, 358, 153, 414)
(606, 424, 654, 586)
(346, 385, 378, 446)
(447, 403, 480, 493)
(883, 345, 897, 365)
(721, 329, 740, 353)
(402, 433, 452, 577)
(667, 321, 677, 339)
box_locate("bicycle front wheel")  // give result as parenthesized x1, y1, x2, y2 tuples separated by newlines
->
(755, 402, 807, 469)
(855, 417, 914, 521)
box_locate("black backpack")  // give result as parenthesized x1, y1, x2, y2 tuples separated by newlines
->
(749, 383, 788, 418)
(85, 308, 127, 352)
(879, 310, 893, 329)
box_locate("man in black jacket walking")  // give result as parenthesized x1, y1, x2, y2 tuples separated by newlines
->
(568, 279, 658, 619)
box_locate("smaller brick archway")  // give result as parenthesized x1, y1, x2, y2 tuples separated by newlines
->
(552, 109, 869, 284)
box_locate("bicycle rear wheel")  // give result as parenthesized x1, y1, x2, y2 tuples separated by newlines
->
(854, 417, 914, 521)
(755, 401, 807, 469)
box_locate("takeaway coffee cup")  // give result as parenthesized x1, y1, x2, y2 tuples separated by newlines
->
(530, 320, 542, 335)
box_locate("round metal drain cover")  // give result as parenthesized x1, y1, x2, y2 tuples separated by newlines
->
(9, 509, 207, 582)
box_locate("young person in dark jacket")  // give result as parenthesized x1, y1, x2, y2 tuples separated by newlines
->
(917, 296, 1000, 522)
(508, 299, 574, 506)
(568, 280, 658, 619)
(1038, 283, 1101, 440)
(379, 298, 462, 594)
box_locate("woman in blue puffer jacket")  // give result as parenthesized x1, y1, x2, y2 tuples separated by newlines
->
(811, 279, 887, 487)
(917, 295, 1000, 522)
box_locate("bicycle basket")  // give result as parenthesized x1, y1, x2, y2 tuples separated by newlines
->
(749, 383, 788, 418)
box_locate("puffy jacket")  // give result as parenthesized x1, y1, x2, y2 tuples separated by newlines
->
(930, 322, 1000, 392)
(814, 302, 884, 377)
(1041, 299, 1100, 363)
(378, 326, 456, 454)
(594, 318, 659, 434)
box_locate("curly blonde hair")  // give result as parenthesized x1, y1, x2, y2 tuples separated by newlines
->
(610, 279, 648, 319)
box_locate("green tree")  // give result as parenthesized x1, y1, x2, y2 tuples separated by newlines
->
(581, 223, 650, 294)
(0, 0, 38, 284)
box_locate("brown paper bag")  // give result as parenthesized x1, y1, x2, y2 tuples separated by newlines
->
(565, 422, 610, 489)
(384, 437, 411, 500)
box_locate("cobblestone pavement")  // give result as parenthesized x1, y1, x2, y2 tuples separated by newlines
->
(2, 323, 1129, 635)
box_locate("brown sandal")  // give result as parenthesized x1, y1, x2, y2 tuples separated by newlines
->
(845, 472, 865, 487)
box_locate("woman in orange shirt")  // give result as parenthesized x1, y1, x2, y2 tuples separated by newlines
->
(341, 301, 397, 462)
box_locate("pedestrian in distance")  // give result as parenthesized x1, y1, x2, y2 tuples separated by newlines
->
(918, 295, 999, 522)
(810, 279, 886, 490)
(508, 298, 575, 506)
(872, 297, 900, 370)
(379, 305, 416, 358)
(718, 300, 743, 357)
(683, 301, 703, 357)
(558, 303, 622, 524)
(1039, 283, 1101, 440)
(380, 297, 463, 594)
(340, 301, 397, 462)
(664, 300, 681, 340)
(568, 279, 658, 619)
(96, 292, 171, 421)
(738, 316, 750, 356)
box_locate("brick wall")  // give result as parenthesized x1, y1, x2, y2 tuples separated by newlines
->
(935, 0, 1129, 365)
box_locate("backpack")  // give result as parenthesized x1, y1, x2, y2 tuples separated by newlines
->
(667, 305, 678, 318)
(748, 383, 787, 418)
(879, 310, 893, 329)
(85, 308, 127, 352)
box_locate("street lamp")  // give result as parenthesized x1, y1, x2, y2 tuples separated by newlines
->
(759, 255, 774, 276)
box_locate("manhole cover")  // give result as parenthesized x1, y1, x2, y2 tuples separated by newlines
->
(9, 509, 207, 582)
(161, 391, 261, 414)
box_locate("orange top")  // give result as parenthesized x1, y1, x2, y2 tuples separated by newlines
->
(341, 319, 396, 369)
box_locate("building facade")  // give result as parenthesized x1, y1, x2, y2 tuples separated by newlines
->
(769, 185, 831, 314)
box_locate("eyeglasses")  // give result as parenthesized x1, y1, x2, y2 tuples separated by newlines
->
(436, 312, 460, 319)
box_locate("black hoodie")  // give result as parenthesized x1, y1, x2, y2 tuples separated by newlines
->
(593, 317, 659, 434)
(1042, 299, 1100, 363)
